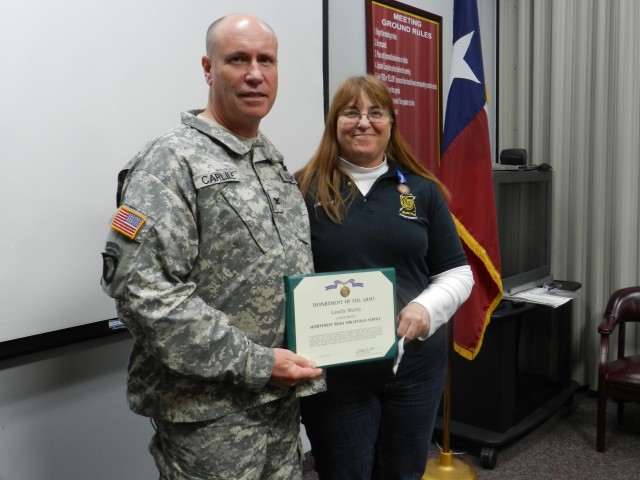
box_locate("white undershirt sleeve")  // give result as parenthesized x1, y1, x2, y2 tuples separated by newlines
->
(411, 265, 474, 340)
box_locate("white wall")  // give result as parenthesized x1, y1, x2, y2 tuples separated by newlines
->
(0, 0, 324, 343)
(0, 1, 496, 478)
(0, 335, 157, 480)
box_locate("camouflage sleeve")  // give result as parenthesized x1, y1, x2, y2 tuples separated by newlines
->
(102, 168, 275, 392)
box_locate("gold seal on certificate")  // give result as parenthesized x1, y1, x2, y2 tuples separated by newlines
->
(284, 268, 397, 368)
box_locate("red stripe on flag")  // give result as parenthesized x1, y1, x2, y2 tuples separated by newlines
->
(439, 102, 502, 360)
(438, 0, 503, 359)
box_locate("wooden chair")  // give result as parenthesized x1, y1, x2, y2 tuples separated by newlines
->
(596, 286, 640, 452)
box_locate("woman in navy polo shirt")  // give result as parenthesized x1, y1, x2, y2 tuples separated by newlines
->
(296, 75, 474, 480)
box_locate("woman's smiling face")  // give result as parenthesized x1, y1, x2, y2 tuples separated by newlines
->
(336, 94, 392, 168)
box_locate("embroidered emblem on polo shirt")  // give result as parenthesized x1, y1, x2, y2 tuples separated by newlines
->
(399, 194, 417, 219)
(396, 170, 417, 219)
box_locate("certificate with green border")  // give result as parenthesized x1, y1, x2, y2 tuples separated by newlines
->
(284, 267, 397, 368)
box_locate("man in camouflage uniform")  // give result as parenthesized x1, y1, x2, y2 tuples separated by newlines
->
(101, 14, 323, 480)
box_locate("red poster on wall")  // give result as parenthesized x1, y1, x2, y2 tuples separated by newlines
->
(366, 0, 442, 172)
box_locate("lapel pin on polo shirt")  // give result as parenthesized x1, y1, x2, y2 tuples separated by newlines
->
(396, 170, 411, 194)
(397, 184, 410, 194)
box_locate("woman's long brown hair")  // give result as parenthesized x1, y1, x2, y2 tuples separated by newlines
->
(296, 75, 448, 223)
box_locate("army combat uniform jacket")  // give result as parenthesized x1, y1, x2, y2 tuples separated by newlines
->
(101, 110, 319, 423)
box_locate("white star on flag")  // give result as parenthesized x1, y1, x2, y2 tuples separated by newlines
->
(450, 30, 480, 85)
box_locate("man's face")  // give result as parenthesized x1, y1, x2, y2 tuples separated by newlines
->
(203, 17, 278, 138)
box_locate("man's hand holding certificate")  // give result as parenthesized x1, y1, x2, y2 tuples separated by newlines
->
(284, 268, 397, 368)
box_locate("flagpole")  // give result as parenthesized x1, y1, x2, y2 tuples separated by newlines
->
(422, 321, 477, 480)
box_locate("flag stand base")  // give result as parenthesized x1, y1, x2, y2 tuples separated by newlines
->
(422, 451, 477, 480)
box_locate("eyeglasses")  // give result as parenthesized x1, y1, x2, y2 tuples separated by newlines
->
(339, 108, 391, 124)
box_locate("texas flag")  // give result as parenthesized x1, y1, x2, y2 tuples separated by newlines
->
(438, 0, 502, 359)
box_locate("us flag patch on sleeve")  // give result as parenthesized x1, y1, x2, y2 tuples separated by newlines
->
(111, 206, 146, 239)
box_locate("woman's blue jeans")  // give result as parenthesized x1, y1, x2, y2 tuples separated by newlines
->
(301, 354, 446, 480)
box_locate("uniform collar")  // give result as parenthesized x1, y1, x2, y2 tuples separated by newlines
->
(181, 110, 284, 164)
